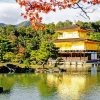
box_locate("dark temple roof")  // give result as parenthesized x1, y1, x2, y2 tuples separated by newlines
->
(56, 25, 80, 31)
(55, 38, 85, 42)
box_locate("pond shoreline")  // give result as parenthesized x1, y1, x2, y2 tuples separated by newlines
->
(0, 63, 100, 73)
(0, 63, 63, 73)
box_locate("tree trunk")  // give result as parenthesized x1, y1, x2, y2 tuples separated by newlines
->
(1, 53, 3, 61)
(42, 62, 45, 69)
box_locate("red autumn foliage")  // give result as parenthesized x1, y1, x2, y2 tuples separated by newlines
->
(16, 0, 100, 30)
(18, 46, 26, 54)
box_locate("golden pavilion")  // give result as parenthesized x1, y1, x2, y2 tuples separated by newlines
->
(54, 25, 100, 62)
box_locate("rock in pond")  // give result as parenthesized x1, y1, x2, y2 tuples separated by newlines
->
(0, 87, 3, 93)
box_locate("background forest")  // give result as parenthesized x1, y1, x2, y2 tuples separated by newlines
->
(0, 20, 100, 67)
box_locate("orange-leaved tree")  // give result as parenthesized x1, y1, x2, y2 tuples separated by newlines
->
(16, 0, 100, 30)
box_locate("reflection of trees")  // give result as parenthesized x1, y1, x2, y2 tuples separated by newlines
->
(0, 74, 36, 92)
(34, 74, 56, 97)
(0, 74, 56, 96)
(97, 73, 100, 85)
(0, 74, 15, 91)
(47, 73, 97, 100)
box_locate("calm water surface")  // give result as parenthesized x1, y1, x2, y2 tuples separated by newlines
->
(0, 73, 100, 100)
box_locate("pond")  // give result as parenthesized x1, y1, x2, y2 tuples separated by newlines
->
(0, 72, 100, 100)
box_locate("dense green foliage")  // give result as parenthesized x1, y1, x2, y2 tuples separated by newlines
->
(0, 24, 58, 66)
(76, 21, 100, 41)
(0, 20, 100, 66)
(55, 20, 72, 29)
(76, 20, 100, 32)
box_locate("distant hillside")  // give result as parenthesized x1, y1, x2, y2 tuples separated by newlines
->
(0, 23, 6, 26)
(17, 21, 31, 27)
(0, 21, 31, 27)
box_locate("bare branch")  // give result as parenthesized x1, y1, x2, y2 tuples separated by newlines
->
(76, 3, 90, 19)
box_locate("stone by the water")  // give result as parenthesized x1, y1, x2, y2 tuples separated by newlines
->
(0, 87, 3, 93)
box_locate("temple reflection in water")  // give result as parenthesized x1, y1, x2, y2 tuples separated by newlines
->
(47, 73, 97, 100)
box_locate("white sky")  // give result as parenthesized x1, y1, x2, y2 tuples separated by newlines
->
(0, 0, 100, 25)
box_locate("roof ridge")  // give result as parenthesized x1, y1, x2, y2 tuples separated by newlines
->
(56, 24, 80, 31)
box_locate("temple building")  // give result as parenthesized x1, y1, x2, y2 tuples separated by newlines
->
(54, 25, 100, 63)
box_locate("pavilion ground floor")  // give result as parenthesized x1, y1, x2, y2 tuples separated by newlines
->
(48, 50, 100, 71)
(58, 50, 100, 62)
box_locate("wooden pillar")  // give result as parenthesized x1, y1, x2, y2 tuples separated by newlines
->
(97, 51, 100, 60)
(71, 52, 72, 61)
(75, 52, 76, 61)
(84, 51, 85, 61)
(80, 51, 81, 61)
(70, 52, 72, 71)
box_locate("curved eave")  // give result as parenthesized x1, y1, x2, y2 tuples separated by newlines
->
(78, 29, 92, 33)
(54, 38, 85, 42)
(85, 40, 100, 43)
